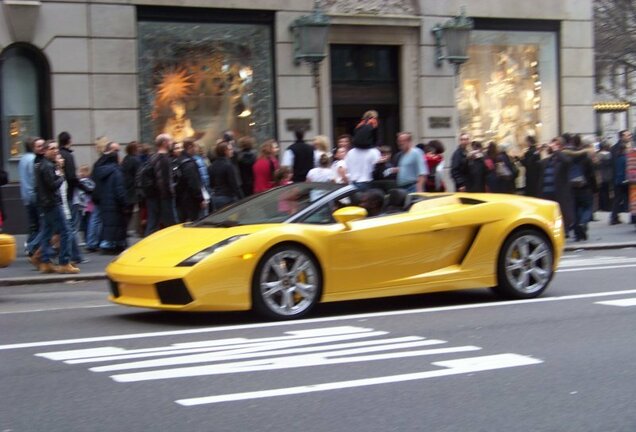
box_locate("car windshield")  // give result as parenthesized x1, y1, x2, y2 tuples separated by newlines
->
(194, 183, 345, 226)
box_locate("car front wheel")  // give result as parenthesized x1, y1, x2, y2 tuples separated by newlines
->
(492, 229, 554, 299)
(252, 245, 322, 320)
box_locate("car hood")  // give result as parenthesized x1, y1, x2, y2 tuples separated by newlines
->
(114, 224, 274, 267)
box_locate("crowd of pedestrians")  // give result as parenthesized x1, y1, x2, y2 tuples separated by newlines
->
(13, 113, 635, 274)
(450, 130, 634, 241)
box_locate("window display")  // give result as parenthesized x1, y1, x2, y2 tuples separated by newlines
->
(138, 21, 275, 151)
(2, 53, 40, 159)
(458, 30, 557, 155)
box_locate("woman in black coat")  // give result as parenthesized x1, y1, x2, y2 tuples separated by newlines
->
(208, 141, 244, 212)
(538, 138, 574, 234)
(120, 142, 140, 234)
(92, 149, 127, 253)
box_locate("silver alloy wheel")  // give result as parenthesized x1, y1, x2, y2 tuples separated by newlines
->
(259, 249, 319, 317)
(504, 233, 553, 294)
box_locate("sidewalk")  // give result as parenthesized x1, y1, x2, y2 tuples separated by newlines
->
(1, 212, 635, 286)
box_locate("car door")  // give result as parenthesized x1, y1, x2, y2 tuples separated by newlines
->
(325, 209, 472, 295)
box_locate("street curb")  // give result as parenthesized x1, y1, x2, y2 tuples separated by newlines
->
(0, 272, 106, 287)
(564, 242, 636, 252)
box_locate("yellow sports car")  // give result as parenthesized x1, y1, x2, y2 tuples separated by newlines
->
(107, 183, 564, 320)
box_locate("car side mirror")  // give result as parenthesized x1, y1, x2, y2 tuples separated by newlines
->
(333, 206, 368, 230)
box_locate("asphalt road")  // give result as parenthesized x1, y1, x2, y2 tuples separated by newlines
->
(1, 247, 636, 432)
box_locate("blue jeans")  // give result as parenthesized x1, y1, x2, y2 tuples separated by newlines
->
(25, 202, 40, 245)
(574, 192, 593, 226)
(211, 195, 236, 213)
(86, 206, 102, 249)
(40, 206, 72, 265)
(26, 205, 44, 256)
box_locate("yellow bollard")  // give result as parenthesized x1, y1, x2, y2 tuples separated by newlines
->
(0, 233, 17, 267)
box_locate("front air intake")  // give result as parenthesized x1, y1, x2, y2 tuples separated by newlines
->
(156, 279, 194, 305)
(108, 278, 120, 298)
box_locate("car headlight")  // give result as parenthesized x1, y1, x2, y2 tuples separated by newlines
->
(177, 235, 248, 267)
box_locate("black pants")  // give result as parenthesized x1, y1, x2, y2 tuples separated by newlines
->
(611, 183, 629, 222)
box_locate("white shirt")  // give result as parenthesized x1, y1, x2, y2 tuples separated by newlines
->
(281, 149, 294, 168)
(345, 147, 381, 183)
(331, 160, 348, 184)
(306, 167, 335, 183)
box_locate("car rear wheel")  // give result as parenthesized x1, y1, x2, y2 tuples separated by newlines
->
(492, 229, 554, 299)
(252, 245, 322, 320)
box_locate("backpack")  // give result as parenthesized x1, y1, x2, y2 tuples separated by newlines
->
(172, 158, 188, 191)
(569, 159, 587, 188)
(135, 161, 156, 199)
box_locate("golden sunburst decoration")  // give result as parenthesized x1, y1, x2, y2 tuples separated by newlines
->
(156, 67, 194, 105)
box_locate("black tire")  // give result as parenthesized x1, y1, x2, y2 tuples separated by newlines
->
(491, 229, 554, 299)
(252, 244, 322, 320)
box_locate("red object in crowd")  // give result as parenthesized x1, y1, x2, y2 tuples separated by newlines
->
(425, 153, 445, 192)
(253, 157, 280, 193)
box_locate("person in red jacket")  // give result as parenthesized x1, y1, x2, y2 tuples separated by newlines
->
(252, 139, 280, 193)
(424, 140, 446, 192)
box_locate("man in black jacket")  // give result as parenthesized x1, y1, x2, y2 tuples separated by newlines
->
(145, 134, 178, 236)
(281, 129, 314, 183)
(450, 133, 471, 192)
(35, 140, 79, 274)
(174, 139, 204, 222)
(59, 131, 91, 253)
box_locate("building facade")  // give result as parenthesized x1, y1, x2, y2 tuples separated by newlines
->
(0, 0, 594, 232)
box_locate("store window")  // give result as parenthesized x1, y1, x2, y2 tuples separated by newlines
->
(138, 18, 275, 151)
(0, 43, 50, 169)
(457, 30, 558, 155)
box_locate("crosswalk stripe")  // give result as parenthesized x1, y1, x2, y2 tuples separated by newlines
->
(84, 336, 431, 369)
(111, 344, 482, 383)
(175, 353, 542, 406)
(595, 298, 636, 307)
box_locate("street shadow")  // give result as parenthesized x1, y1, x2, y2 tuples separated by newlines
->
(109, 289, 500, 327)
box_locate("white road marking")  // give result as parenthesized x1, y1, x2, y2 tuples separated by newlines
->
(0, 304, 114, 315)
(5, 288, 636, 351)
(595, 298, 636, 307)
(175, 353, 542, 406)
(558, 264, 636, 273)
(559, 256, 636, 267)
(36, 326, 378, 362)
(69, 336, 428, 366)
(110, 343, 480, 382)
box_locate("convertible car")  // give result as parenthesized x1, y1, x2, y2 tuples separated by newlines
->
(107, 183, 564, 320)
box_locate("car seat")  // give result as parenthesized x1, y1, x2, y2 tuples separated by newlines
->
(384, 188, 407, 213)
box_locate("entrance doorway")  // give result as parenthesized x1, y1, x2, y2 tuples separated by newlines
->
(330, 45, 400, 150)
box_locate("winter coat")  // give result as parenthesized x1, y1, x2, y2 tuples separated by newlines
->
(92, 153, 126, 243)
(538, 151, 574, 229)
(236, 149, 257, 196)
(564, 149, 597, 193)
(174, 154, 203, 222)
(36, 157, 64, 210)
(121, 154, 141, 206)
(208, 157, 243, 200)
(450, 147, 470, 190)
(489, 152, 518, 194)
(522, 145, 542, 197)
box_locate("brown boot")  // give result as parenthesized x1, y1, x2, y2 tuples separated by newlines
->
(57, 263, 80, 274)
(29, 249, 42, 269)
(39, 262, 59, 274)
